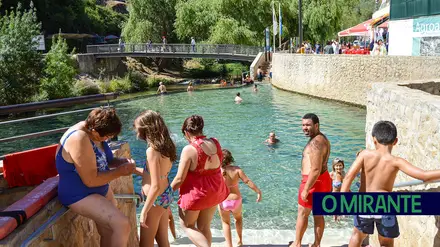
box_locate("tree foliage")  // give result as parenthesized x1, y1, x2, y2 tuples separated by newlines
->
(122, 0, 177, 43)
(302, 0, 376, 42)
(0, 3, 42, 105)
(84, 1, 126, 35)
(0, 0, 126, 36)
(209, 18, 257, 45)
(173, 0, 375, 45)
(174, 0, 220, 41)
(40, 35, 77, 100)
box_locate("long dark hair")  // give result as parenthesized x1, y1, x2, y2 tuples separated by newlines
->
(134, 110, 177, 161)
(221, 149, 234, 176)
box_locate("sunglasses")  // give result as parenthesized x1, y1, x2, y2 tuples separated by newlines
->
(334, 158, 344, 163)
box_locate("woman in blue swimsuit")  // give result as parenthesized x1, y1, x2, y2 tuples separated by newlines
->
(56, 108, 136, 247)
(134, 110, 177, 247)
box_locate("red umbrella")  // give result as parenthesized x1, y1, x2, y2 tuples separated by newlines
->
(338, 19, 373, 37)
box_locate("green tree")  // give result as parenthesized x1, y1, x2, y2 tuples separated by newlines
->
(1, 0, 126, 40)
(122, 0, 177, 43)
(174, 0, 296, 46)
(301, 0, 375, 43)
(40, 34, 77, 100)
(174, 0, 220, 41)
(209, 18, 257, 45)
(84, 1, 126, 35)
(0, 3, 43, 105)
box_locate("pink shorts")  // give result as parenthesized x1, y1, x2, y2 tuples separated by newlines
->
(220, 198, 242, 211)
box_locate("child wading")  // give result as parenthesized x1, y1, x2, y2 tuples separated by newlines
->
(219, 149, 262, 247)
(341, 121, 440, 247)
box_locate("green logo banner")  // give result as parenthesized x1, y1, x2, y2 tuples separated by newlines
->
(413, 16, 440, 34)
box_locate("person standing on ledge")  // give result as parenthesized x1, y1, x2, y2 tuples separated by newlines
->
(289, 113, 332, 247)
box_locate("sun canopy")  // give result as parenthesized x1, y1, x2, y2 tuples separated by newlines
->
(338, 19, 373, 37)
(378, 20, 389, 28)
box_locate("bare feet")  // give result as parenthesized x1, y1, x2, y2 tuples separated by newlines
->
(288, 241, 301, 247)
(309, 244, 320, 247)
(237, 241, 243, 247)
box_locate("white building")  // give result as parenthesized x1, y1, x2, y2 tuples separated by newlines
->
(388, 0, 440, 56)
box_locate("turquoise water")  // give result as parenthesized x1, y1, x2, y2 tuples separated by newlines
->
(0, 85, 366, 230)
(116, 85, 366, 230)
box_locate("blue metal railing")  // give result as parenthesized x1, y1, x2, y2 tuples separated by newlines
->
(0, 94, 118, 156)
(87, 43, 264, 56)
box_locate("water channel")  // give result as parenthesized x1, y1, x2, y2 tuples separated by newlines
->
(0, 84, 366, 231)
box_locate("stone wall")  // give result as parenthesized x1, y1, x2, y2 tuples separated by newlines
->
(250, 52, 265, 80)
(366, 82, 440, 247)
(76, 54, 127, 77)
(271, 54, 440, 106)
(0, 141, 139, 247)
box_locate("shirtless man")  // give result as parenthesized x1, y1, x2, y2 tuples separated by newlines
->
(264, 132, 279, 144)
(341, 121, 440, 247)
(290, 113, 332, 247)
(157, 82, 167, 94)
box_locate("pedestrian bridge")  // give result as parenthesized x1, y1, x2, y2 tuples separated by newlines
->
(86, 44, 263, 62)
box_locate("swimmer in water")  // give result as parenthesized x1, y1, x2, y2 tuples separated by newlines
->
(264, 132, 280, 144)
(187, 82, 194, 92)
(157, 82, 167, 94)
(235, 92, 243, 104)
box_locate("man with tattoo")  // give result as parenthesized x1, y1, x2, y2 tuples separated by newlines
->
(289, 113, 332, 247)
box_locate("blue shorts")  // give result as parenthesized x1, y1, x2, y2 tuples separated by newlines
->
(354, 215, 400, 238)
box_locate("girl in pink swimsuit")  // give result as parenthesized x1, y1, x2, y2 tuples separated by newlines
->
(171, 115, 229, 247)
(219, 149, 262, 247)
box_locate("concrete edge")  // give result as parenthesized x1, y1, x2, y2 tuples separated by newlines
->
(271, 83, 366, 109)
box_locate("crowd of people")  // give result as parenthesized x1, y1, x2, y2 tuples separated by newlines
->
(297, 39, 388, 56)
(55, 89, 440, 247)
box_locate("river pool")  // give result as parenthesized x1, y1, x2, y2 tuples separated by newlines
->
(0, 84, 366, 230)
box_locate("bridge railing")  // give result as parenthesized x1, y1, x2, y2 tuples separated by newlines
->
(87, 43, 264, 56)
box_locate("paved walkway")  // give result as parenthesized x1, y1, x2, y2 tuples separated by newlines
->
(163, 228, 352, 247)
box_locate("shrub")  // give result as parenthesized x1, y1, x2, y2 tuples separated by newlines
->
(147, 77, 173, 88)
(128, 71, 148, 91)
(74, 79, 100, 96)
(0, 4, 43, 105)
(98, 80, 112, 93)
(40, 34, 77, 99)
(109, 77, 132, 93)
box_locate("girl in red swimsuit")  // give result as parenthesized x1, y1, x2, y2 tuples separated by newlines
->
(171, 115, 229, 247)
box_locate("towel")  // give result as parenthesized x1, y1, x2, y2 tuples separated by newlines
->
(3, 144, 58, 187)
